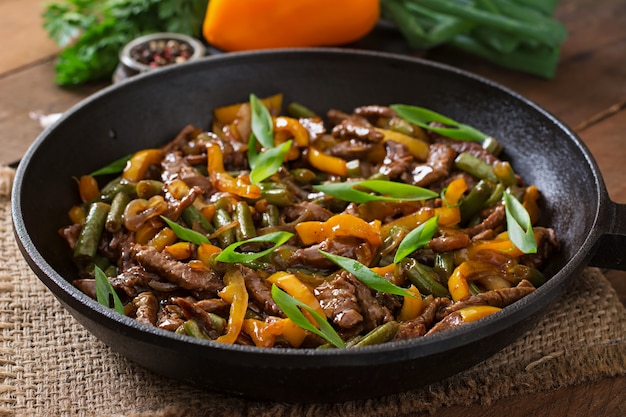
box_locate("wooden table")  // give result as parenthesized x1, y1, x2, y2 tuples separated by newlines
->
(1, 0, 624, 415)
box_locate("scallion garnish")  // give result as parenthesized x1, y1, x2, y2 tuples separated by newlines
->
(313, 179, 438, 204)
(503, 190, 537, 254)
(160, 216, 209, 245)
(391, 104, 488, 143)
(319, 250, 415, 298)
(215, 231, 294, 264)
(94, 265, 124, 314)
(394, 216, 439, 263)
(90, 154, 132, 176)
(250, 93, 274, 149)
(271, 284, 345, 348)
(249, 139, 292, 184)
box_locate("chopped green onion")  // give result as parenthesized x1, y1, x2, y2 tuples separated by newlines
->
(94, 265, 124, 314)
(160, 216, 209, 245)
(394, 216, 439, 263)
(249, 139, 292, 184)
(250, 93, 274, 149)
(215, 231, 294, 264)
(319, 250, 415, 298)
(271, 285, 345, 348)
(391, 104, 489, 142)
(503, 190, 537, 253)
(313, 179, 438, 204)
(90, 154, 132, 176)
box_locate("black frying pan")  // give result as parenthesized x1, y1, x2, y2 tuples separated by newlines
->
(11, 49, 625, 402)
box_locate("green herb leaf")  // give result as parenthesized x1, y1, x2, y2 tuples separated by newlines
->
(94, 265, 125, 314)
(503, 190, 537, 254)
(215, 231, 294, 264)
(250, 93, 274, 149)
(160, 216, 209, 245)
(394, 216, 439, 263)
(271, 284, 345, 348)
(391, 104, 488, 142)
(90, 154, 133, 176)
(313, 180, 438, 203)
(250, 140, 292, 184)
(319, 250, 415, 298)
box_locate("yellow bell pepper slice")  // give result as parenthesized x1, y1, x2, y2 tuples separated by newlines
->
(295, 213, 382, 248)
(77, 175, 100, 203)
(267, 271, 324, 318)
(457, 305, 501, 322)
(122, 149, 163, 182)
(164, 241, 194, 260)
(274, 116, 310, 160)
(213, 93, 283, 125)
(216, 268, 249, 344)
(243, 317, 307, 348)
(443, 177, 468, 206)
(207, 142, 261, 199)
(448, 262, 473, 302)
(308, 146, 347, 177)
(380, 207, 434, 238)
(398, 285, 423, 321)
(523, 185, 540, 225)
(148, 227, 178, 252)
(375, 127, 429, 161)
(197, 243, 222, 267)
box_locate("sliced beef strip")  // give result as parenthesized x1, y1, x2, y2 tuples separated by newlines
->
(465, 203, 506, 238)
(326, 139, 376, 160)
(315, 271, 364, 330)
(432, 135, 499, 165)
(394, 298, 444, 340)
(157, 304, 185, 331)
(161, 124, 199, 154)
(111, 264, 162, 297)
(403, 143, 457, 188)
(175, 297, 221, 339)
(429, 230, 471, 253)
(239, 265, 283, 317)
(282, 201, 333, 223)
(436, 280, 536, 320)
(131, 244, 224, 293)
(289, 236, 375, 270)
(328, 109, 384, 143)
(353, 105, 397, 120)
(161, 152, 214, 195)
(379, 140, 415, 179)
(132, 291, 159, 326)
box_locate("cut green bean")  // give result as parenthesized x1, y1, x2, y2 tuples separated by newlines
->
(287, 102, 318, 118)
(74, 202, 110, 260)
(354, 321, 400, 347)
(235, 201, 256, 241)
(402, 258, 450, 298)
(182, 205, 214, 233)
(459, 180, 496, 224)
(183, 319, 213, 340)
(213, 208, 236, 248)
(455, 152, 499, 182)
(434, 252, 455, 283)
(260, 183, 295, 206)
(261, 204, 281, 228)
(105, 191, 130, 232)
(136, 179, 164, 198)
(98, 178, 136, 203)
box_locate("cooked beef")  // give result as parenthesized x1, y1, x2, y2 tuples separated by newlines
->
(162, 124, 199, 154)
(404, 143, 456, 187)
(425, 310, 465, 335)
(161, 152, 213, 195)
(436, 280, 536, 320)
(131, 244, 224, 293)
(58, 224, 81, 251)
(133, 291, 159, 326)
(466, 204, 506, 237)
(290, 236, 375, 269)
(111, 264, 161, 297)
(379, 140, 415, 179)
(429, 230, 471, 252)
(157, 304, 185, 331)
(326, 139, 375, 160)
(175, 297, 220, 339)
(239, 265, 283, 317)
(433, 135, 499, 165)
(315, 271, 363, 330)
(299, 117, 326, 141)
(74, 279, 96, 300)
(394, 298, 443, 340)
(282, 201, 333, 223)
(519, 227, 558, 270)
(328, 109, 384, 143)
(195, 298, 229, 314)
(353, 278, 394, 332)
(353, 105, 397, 120)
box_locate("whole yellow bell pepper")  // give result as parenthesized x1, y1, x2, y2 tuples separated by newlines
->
(203, 0, 380, 51)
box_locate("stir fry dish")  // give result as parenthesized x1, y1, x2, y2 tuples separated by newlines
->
(60, 93, 558, 349)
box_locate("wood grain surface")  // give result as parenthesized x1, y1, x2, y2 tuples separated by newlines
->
(1, 0, 624, 415)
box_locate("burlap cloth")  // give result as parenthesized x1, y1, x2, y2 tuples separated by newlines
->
(0, 165, 624, 417)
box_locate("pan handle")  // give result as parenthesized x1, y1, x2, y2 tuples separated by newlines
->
(588, 201, 626, 270)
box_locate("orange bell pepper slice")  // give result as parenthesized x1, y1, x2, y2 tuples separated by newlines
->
(274, 116, 309, 160)
(375, 127, 429, 161)
(207, 142, 261, 199)
(243, 317, 307, 348)
(77, 175, 100, 203)
(457, 305, 501, 322)
(295, 213, 382, 248)
(216, 268, 249, 344)
(308, 146, 347, 177)
(122, 149, 163, 182)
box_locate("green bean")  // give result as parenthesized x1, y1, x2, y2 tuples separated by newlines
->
(260, 184, 295, 206)
(493, 161, 516, 186)
(235, 201, 256, 241)
(509, 264, 547, 287)
(388, 116, 416, 136)
(469, 282, 482, 296)
(105, 191, 130, 232)
(484, 182, 505, 207)
(182, 205, 214, 233)
(74, 202, 110, 260)
(346, 159, 362, 178)
(136, 179, 164, 198)
(291, 168, 317, 184)
(213, 208, 236, 248)
(261, 204, 280, 228)
(183, 319, 212, 340)
(286, 102, 318, 118)
(455, 152, 499, 183)
(482, 136, 503, 156)
(208, 313, 227, 334)
(402, 258, 450, 298)
(459, 180, 496, 224)
(368, 172, 390, 181)
(434, 252, 455, 283)
(354, 321, 400, 347)
(99, 178, 136, 202)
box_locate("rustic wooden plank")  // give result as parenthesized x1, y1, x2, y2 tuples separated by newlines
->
(0, 0, 59, 75)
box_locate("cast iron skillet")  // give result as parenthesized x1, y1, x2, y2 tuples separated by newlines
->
(11, 49, 626, 403)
